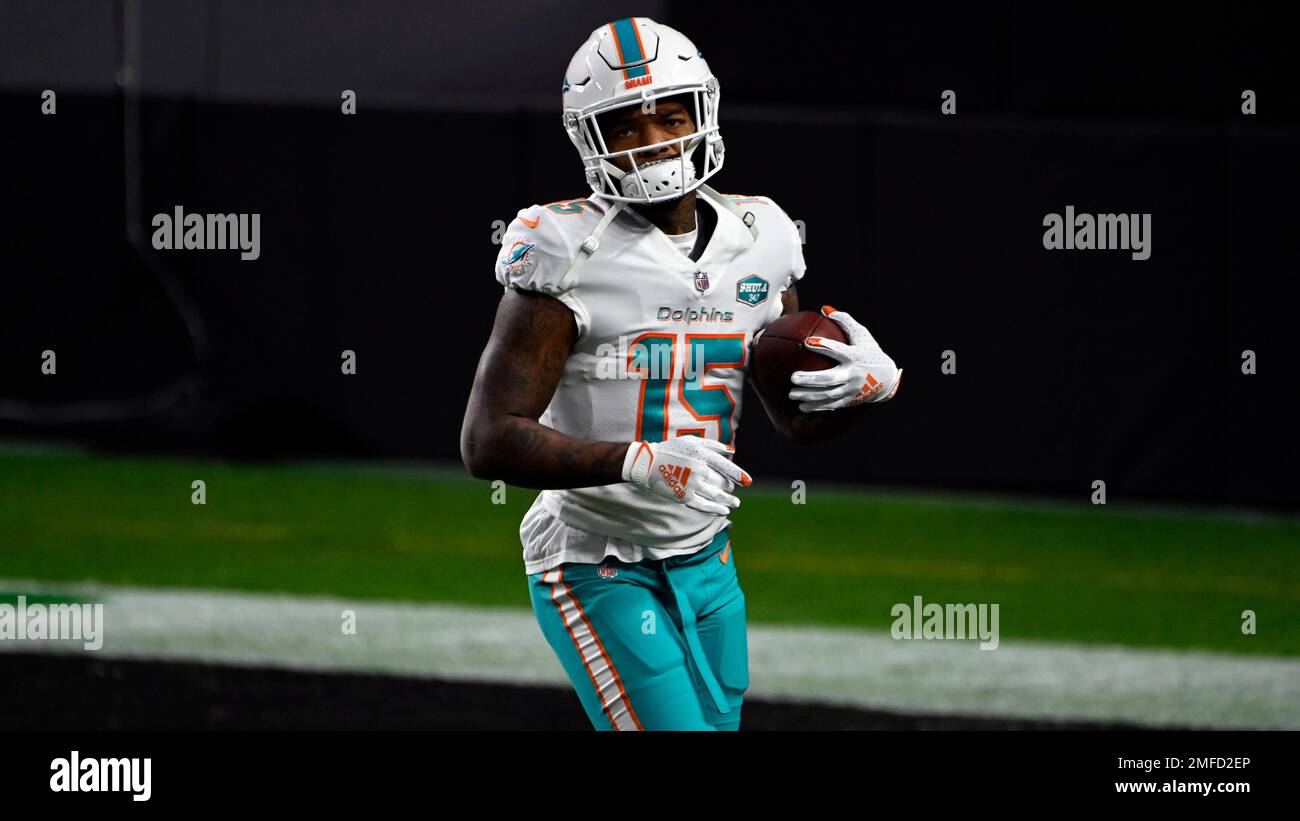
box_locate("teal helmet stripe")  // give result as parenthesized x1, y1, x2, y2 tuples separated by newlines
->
(611, 17, 649, 79)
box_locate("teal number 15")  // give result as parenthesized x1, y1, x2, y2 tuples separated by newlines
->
(630, 333, 746, 444)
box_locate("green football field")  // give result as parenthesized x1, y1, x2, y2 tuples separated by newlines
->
(1, 446, 1297, 656)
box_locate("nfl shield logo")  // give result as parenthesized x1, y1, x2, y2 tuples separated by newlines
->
(693, 270, 710, 294)
(598, 565, 618, 578)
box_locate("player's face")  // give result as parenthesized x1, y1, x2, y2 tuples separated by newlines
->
(598, 99, 697, 174)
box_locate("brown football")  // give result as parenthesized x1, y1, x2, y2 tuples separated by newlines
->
(748, 310, 848, 421)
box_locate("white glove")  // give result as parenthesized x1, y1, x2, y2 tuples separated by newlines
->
(789, 305, 903, 412)
(622, 436, 753, 516)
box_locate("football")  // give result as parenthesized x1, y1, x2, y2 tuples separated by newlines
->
(748, 309, 848, 420)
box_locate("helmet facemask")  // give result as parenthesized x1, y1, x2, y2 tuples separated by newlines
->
(565, 80, 724, 205)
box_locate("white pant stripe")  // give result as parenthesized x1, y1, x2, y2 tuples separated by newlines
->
(546, 573, 640, 731)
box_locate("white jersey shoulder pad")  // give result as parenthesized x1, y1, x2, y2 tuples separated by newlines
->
(712, 191, 807, 289)
(494, 197, 611, 295)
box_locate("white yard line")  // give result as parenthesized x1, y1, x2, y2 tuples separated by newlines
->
(2, 579, 1297, 729)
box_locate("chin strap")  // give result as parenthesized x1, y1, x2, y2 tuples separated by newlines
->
(557, 200, 625, 292)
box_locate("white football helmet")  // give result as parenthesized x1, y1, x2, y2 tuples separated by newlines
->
(562, 18, 724, 204)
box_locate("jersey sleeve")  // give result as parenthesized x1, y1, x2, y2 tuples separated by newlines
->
(494, 206, 591, 339)
(786, 215, 807, 290)
(771, 201, 806, 291)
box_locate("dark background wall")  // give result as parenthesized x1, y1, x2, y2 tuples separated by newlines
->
(1, 1, 1295, 507)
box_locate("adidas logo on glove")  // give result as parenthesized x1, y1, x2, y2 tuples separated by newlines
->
(658, 463, 691, 499)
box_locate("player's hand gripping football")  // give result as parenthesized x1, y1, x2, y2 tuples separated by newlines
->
(622, 436, 753, 516)
(789, 305, 903, 412)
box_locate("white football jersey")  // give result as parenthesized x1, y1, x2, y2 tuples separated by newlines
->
(493, 184, 806, 573)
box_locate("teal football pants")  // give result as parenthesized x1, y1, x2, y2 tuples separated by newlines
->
(528, 526, 749, 731)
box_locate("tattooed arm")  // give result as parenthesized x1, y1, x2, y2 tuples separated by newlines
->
(460, 289, 627, 488)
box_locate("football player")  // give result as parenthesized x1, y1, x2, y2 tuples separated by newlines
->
(460, 17, 900, 730)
